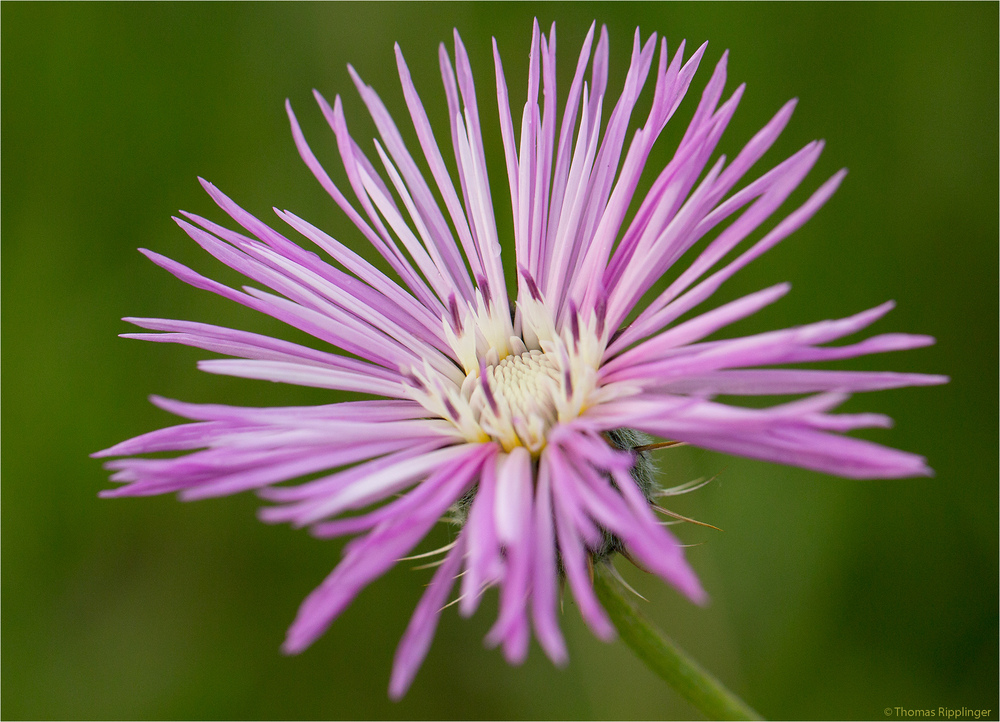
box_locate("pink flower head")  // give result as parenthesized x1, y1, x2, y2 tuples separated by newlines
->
(95, 21, 947, 699)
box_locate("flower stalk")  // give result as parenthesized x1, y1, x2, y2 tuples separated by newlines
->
(593, 563, 763, 721)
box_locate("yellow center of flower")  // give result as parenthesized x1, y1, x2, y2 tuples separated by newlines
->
(485, 350, 561, 426)
(461, 348, 576, 454)
(410, 298, 606, 454)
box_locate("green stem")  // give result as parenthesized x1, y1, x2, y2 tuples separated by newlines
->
(592, 564, 763, 721)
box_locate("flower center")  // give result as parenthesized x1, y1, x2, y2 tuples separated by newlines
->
(462, 348, 570, 454)
(414, 296, 607, 453)
(485, 350, 561, 426)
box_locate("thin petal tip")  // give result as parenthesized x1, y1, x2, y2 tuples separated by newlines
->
(98, 487, 128, 499)
(592, 620, 617, 642)
(387, 673, 411, 702)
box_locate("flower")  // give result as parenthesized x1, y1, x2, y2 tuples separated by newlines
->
(95, 21, 947, 699)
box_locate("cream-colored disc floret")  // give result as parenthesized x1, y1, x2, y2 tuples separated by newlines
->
(406, 289, 619, 455)
(470, 349, 562, 453)
(487, 350, 560, 422)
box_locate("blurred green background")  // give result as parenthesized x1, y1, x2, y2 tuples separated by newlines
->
(3, 3, 997, 719)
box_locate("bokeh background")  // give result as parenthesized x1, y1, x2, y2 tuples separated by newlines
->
(3, 3, 997, 719)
